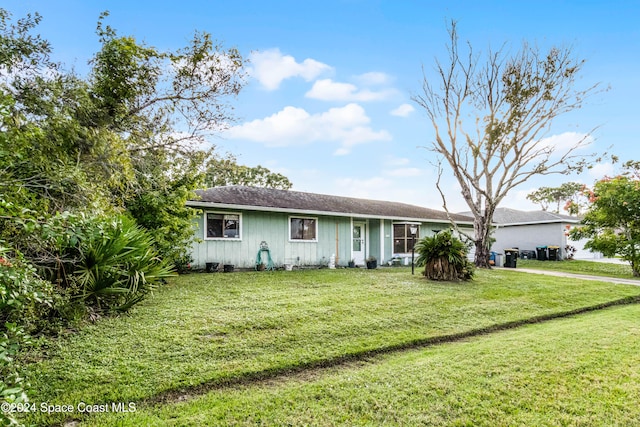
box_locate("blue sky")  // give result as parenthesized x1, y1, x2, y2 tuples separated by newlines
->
(5, 0, 640, 211)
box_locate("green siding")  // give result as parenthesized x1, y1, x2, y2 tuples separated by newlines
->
(190, 209, 467, 269)
(368, 219, 381, 263)
(191, 210, 351, 269)
(383, 220, 393, 264)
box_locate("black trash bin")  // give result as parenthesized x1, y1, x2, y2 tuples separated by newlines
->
(547, 246, 560, 261)
(504, 249, 519, 268)
(520, 250, 535, 259)
(536, 246, 548, 261)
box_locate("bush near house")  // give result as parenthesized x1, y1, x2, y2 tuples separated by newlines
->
(415, 230, 475, 280)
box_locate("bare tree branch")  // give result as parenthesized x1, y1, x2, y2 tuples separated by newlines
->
(412, 21, 603, 267)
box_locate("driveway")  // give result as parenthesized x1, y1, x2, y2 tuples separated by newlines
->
(499, 267, 640, 287)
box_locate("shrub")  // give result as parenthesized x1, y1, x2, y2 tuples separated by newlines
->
(415, 230, 475, 281)
(0, 247, 53, 427)
(73, 215, 176, 312)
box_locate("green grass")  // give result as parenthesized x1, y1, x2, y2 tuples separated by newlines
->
(19, 268, 640, 426)
(518, 258, 637, 279)
(86, 304, 640, 426)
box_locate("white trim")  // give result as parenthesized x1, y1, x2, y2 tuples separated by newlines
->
(288, 215, 318, 242)
(351, 221, 367, 265)
(186, 201, 474, 226)
(204, 211, 242, 241)
(497, 219, 580, 227)
(392, 221, 420, 254)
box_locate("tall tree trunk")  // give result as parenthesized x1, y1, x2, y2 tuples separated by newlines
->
(473, 216, 492, 268)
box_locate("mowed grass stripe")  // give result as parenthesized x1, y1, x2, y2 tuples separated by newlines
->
(85, 304, 640, 427)
(142, 292, 640, 405)
(21, 268, 640, 426)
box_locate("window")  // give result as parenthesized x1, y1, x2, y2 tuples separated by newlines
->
(290, 217, 317, 241)
(393, 223, 420, 253)
(206, 213, 241, 239)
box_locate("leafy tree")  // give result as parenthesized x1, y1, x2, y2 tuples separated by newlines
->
(570, 171, 640, 276)
(526, 182, 586, 214)
(0, 7, 250, 418)
(0, 9, 53, 75)
(125, 149, 207, 268)
(90, 11, 245, 150)
(87, 13, 247, 265)
(412, 22, 602, 268)
(204, 155, 293, 189)
(1, 8, 249, 271)
(414, 230, 474, 281)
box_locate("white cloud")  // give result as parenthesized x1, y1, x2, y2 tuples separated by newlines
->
(385, 156, 411, 166)
(333, 177, 395, 199)
(390, 103, 415, 117)
(354, 72, 392, 86)
(538, 132, 594, 154)
(248, 48, 332, 90)
(588, 161, 615, 179)
(501, 186, 543, 211)
(384, 167, 424, 177)
(330, 176, 453, 210)
(226, 103, 391, 155)
(305, 79, 397, 102)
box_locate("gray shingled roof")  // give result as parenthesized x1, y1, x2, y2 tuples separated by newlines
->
(189, 186, 474, 224)
(482, 207, 580, 225)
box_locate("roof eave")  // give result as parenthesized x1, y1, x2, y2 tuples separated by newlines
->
(186, 200, 474, 226)
(497, 219, 580, 227)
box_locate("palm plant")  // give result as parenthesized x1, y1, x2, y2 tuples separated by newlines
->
(414, 230, 474, 281)
(74, 216, 175, 311)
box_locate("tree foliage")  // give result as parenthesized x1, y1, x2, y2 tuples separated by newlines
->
(412, 21, 602, 268)
(0, 246, 53, 426)
(0, 7, 252, 268)
(414, 230, 474, 281)
(570, 170, 640, 276)
(205, 155, 293, 190)
(90, 12, 245, 149)
(0, 7, 263, 417)
(526, 182, 587, 214)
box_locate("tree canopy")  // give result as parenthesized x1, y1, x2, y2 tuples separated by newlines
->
(205, 155, 293, 190)
(0, 8, 294, 421)
(526, 182, 587, 215)
(570, 165, 640, 276)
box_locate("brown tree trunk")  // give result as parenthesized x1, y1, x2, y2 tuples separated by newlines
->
(474, 240, 491, 268)
(473, 216, 492, 268)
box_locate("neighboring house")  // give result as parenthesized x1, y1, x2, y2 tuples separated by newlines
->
(486, 207, 597, 259)
(186, 186, 474, 269)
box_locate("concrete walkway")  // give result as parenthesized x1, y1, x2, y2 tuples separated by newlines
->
(497, 267, 640, 287)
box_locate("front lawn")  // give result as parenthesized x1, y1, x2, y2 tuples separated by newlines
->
(87, 304, 640, 426)
(20, 268, 640, 426)
(518, 258, 636, 279)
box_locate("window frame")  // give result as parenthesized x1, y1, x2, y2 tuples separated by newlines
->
(204, 211, 242, 240)
(393, 222, 420, 254)
(289, 216, 318, 242)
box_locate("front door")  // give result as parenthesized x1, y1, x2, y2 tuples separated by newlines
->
(352, 222, 366, 265)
